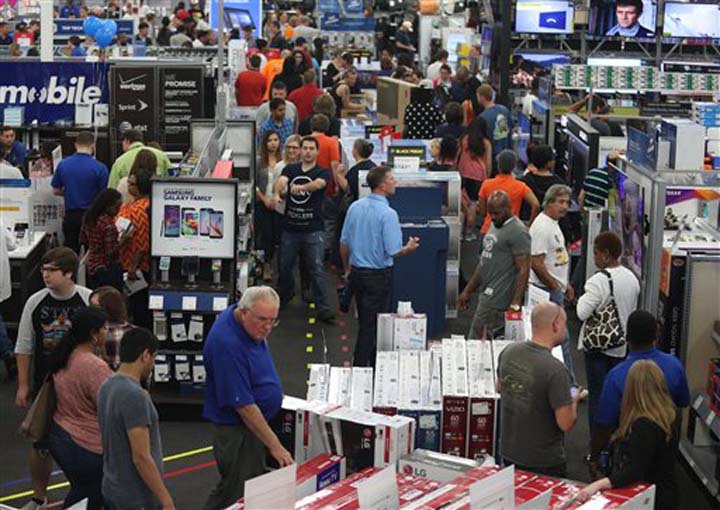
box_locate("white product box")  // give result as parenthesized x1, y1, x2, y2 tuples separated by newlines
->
(153, 354, 171, 382)
(349, 367, 374, 412)
(393, 315, 427, 350)
(398, 449, 486, 482)
(373, 351, 399, 411)
(192, 355, 206, 383)
(328, 367, 352, 407)
(399, 351, 422, 410)
(441, 338, 469, 397)
(377, 313, 395, 352)
(295, 400, 342, 464)
(173, 355, 191, 382)
(307, 364, 330, 402)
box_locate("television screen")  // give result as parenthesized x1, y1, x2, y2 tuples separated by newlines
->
(512, 53, 572, 88)
(588, 0, 656, 38)
(611, 170, 644, 280)
(663, 2, 720, 39)
(566, 134, 590, 195)
(515, 1, 574, 34)
(517, 112, 532, 164)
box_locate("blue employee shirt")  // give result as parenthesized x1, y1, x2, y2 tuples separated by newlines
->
(340, 194, 403, 269)
(5, 140, 27, 168)
(595, 348, 690, 427)
(51, 153, 109, 210)
(203, 305, 283, 425)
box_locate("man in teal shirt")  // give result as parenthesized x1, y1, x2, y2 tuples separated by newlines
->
(108, 129, 172, 189)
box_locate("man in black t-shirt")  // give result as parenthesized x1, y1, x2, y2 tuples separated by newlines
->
(275, 137, 335, 323)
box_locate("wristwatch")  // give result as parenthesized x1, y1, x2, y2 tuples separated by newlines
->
(509, 304, 521, 312)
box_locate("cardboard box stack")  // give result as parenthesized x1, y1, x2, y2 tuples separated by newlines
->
(466, 340, 499, 459)
(440, 337, 470, 457)
(377, 312, 428, 351)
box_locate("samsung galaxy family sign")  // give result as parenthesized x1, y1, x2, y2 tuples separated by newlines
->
(0, 62, 109, 124)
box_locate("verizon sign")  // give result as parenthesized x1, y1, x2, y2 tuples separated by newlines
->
(110, 67, 157, 142)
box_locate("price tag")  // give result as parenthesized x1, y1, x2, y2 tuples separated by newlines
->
(182, 296, 197, 311)
(212, 297, 228, 311)
(393, 156, 421, 174)
(149, 295, 164, 310)
(705, 412, 716, 428)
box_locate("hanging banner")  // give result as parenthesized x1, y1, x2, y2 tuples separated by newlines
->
(209, 0, 263, 39)
(110, 66, 158, 141)
(53, 18, 134, 38)
(0, 62, 109, 125)
(318, 0, 375, 32)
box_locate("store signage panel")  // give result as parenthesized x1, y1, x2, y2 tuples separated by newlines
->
(159, 67, 204, 151)
(111, 66, 158, 141)
(54, 18, 133, 37)
(151, 180, 237, 259)
(209, 0, 263, 39)
(626, 127, 658, 174)
(0, 62, 109, 125)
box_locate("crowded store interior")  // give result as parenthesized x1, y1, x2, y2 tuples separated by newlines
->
(1, 0, 720, 509)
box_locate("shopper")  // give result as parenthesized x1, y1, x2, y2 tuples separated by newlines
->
(520, 145, 566, 207)
(592, 310, 689, 468)
(403, 82, 444, 140)
(1, 126, 28, 169)
(340, 167, 420, 367)
(274, 137, 335, 323)
(255, 81, 299, 130)
(80, 189, 124, 291)
(134, 22, 152, 46)
(287, 69, 323, 121)
(476, 84, 513, 164)
(108, 129, 171, 189)
(429, 137, 459, 172)
(29, 142, 55, 178)
(14, 247, 92, 510)
(529, 184, 583, 397)
(329, 67, 365, 117)
(0, 22, 12, 45)
(49, 131, 108, 254)
(90, 286, 135, 370)
(459, 190, 531, 339)
(156, 16, 172, 46)
(257, 98, 295, 147)
(457, 117, 492, 241)
(579, 152, 620, 209)
(477, 150, 540, 236)
(577, 232, 640, 433)
(434, 102, 465, 140)
(234, 55, 266, 107)
(298, 94, 341, 137)
(271, 56, 302, 95)
(498, 302, 581, 477)
(255, 131, 282, 280)
(267, 20, 287, 50)
(46, 306, 113, 510)
(337, 139, 376, 204)
(116, 168, 152, 329)
(98, 328, 174, 510)
(1, 221, 16, 378)
(426, 49, 449, 82)
(118, 149, 156, 204)
(395, 20, 416, 58)
(577, 361, 678, 510)
(570, 94, 624, 137)
(203, 287, 292, 509)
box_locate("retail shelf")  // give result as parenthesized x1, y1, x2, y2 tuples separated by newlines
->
(692, 392, 720, 439)
(148, 287, 231, 313)
(679, 438, 720, 500)
(712, 330, 720, 349)
(150, 385, 204, 406)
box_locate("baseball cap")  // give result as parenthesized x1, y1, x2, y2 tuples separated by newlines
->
(401, 21, 413, 32)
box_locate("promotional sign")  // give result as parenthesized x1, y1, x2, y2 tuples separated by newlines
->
(159, 67, 205, 152)
(209, 0, 262, 38)
(387, 145, 427, 166)
(0, 62, 109, 125)
(151, 179, 238, 259)
(110, 66, 158, 141)
(626, 127, 657, 173)
(54, 18, 133, 38)
(318, 0, 375, 32)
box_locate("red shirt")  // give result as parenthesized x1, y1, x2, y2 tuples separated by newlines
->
(234, 69, 267, 107)
(288, 83, 323, 120)
(79, 214, 120, 275)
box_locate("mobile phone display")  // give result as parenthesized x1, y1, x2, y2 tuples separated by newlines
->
(199, 208, 211, 236)
(209, 211, 224, 239)
(182, 208, 199, 236)
(164, 205, 180, 238)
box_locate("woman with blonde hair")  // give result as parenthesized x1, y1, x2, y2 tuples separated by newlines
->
(577, 360, 678, 510)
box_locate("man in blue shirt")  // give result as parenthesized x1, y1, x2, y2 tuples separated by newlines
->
(477, 84, 513, 171)
(340, 166, 420, 366)
(59, 0, 81, 18)
(51, 131, 109, 254)
(203, 286, 291, 510)
(1, 127, 28, 170)
(591, 310, 690, 467)
(257, 98, 294, 147)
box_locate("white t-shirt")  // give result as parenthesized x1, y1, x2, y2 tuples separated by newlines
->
(576, 265, 640, 357)
(426, 61, 443, 82)
(529, 212, 569, 288)
(522, 93, 538, 117)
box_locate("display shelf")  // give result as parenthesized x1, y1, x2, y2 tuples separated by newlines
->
(692, 392, 720, 439)
(150, 385, 204, 406)
(148, 287, 231, 313)
(679, 438, 720, 500)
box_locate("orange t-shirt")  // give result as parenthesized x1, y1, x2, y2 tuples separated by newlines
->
(478, 175, 532, 234)
(313, 133, 340, 196)
(261, 57, 285, 100)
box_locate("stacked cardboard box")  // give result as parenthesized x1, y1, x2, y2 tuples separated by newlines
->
(398, 450, 491, 482)
(440, 338, 470, 457)
(377, 313, 428, 351)
(467, 340, 499, 459)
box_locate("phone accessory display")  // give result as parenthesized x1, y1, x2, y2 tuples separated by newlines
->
(192, 355, 206, 384)
(159, 256, 171, 284)
(170, 313, 187, 343)
(154, 355, 171, 383)
(153, 312, 167, 341)
(174, 355, 192, 382)
(188, 315, 204, 342)
(182, 256, 200, 286)
(211, 258, 223, 286)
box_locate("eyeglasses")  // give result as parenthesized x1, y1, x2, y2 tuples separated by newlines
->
(247, 310, 280, 327)
(41, 265, 62, 273)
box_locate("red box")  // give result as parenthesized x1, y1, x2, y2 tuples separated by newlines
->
(602, 483, 655, 509)
(549, 481, 585, 510)
(441, 396, 469, 457)
(297, 468, 380, 510)
(467, 397, 497, 458)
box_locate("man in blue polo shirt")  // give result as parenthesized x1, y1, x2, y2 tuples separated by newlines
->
(340, 166, 420, 367)
(51, 131, 108, 254)
(590, 310, 690, 467)
(202, 286, 292, 510)
(1, 127, 27, 170)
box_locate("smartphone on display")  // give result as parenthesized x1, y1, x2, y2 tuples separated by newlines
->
(199, 208, 211, 236)
(209, 211, 224, 239)
(182, 208, 199, 236)
(164, 205, 181, 237)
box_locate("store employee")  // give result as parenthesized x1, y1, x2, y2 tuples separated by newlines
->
(340, 166, 420, 367)
(1, 127, 27, 169)
(202, 286, 292, 510)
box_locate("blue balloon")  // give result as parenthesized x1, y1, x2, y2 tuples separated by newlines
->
(83, 16, 101, 37)
(102, 19, 118, 37)
(95, 26, 115, 48)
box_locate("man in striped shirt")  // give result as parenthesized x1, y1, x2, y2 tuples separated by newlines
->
(579, 152, 619, 209)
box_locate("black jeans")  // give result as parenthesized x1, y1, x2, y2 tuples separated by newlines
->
(350, 266, 393, 367)
(46, 420, 104, 509)
(502, 458, 567, 478)
(89, 262, 124, 292)
(63, 209, 86, 255)
(128, 270, 151, 329)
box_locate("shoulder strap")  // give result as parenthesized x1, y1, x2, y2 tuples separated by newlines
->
(599, 269, 615, 297)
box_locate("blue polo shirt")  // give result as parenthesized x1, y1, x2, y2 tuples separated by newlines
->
(5, 140, 27, 168)
(595, 348, 690, 427)
(203, 305, 283, 425)
(340, 194, 403, 269)
(51, 153, 109, 210)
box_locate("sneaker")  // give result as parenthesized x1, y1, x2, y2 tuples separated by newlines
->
(571, 386, 589, 401)
(21, 498, 47, 510)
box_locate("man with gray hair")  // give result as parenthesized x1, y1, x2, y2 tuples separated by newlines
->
(202, 286, 292, 509)
(459, 190, 531, 339)
(529, 183, 585, 398)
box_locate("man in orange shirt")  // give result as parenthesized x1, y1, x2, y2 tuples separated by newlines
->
(310, 114, 340, 197)
(261, 48, 286, 101)
(478, 150, 540, 234)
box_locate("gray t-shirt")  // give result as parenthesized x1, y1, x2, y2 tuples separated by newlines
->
(477, 217, 531, 310)
(498, 341, 572, 467)
(98, 374, 163, 510)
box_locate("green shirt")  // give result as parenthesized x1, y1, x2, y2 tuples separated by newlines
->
(108, 142, 172, 189)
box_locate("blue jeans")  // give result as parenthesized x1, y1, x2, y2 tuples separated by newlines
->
(546, 287, 578, 388)
(584, 350, 622, 428)
(279, 230, 331, 314)
(46, 421, 104, 509)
